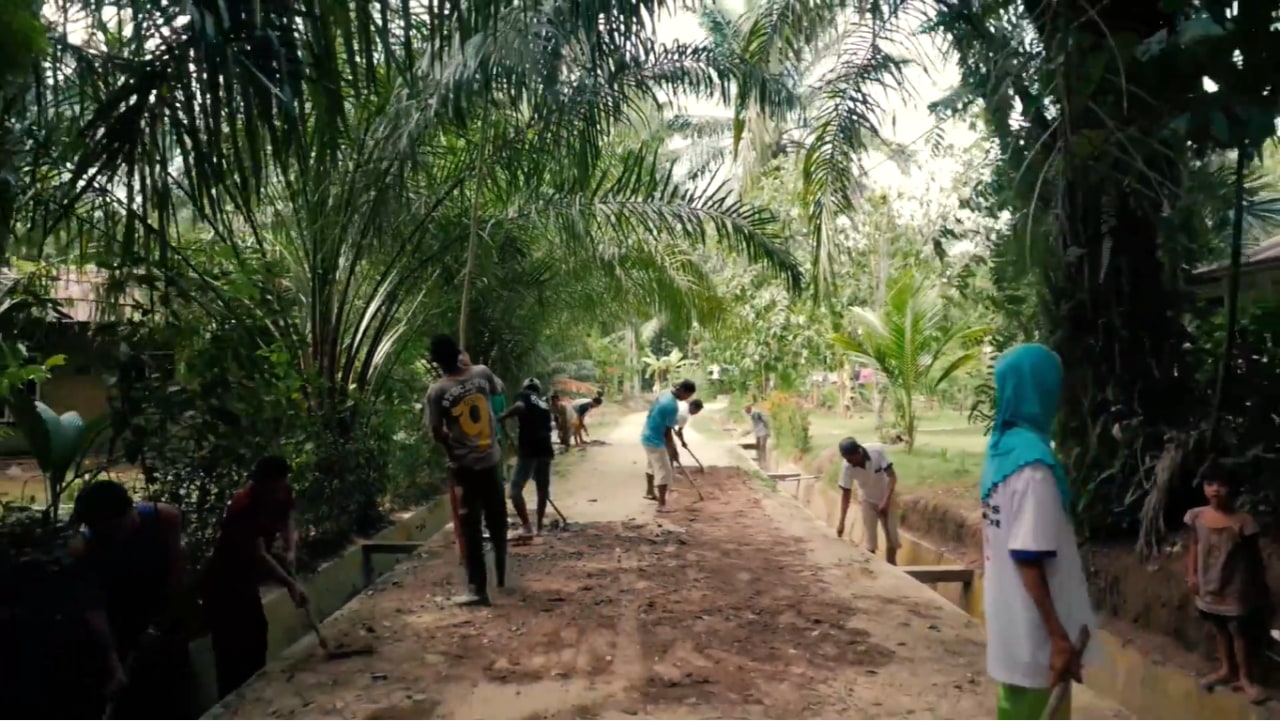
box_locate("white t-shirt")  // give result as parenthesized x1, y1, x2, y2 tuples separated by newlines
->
(676, 401, 691, 429)
(982, 464, 1097, 689)
(838, 444, 894, 506)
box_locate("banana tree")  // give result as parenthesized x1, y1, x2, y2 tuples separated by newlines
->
(641, 348, 695, 392)
(4, 391, 109, 520)
(832, 269, 989, 451)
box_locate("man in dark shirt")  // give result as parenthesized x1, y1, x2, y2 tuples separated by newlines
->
(498, 378, 555, 536)
(71, 480, 188, 718)
(425, 334, 507, 606)
(202, 456, 308, 699)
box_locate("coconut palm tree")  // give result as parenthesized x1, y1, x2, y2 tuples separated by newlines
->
(831, 268, 988, 450)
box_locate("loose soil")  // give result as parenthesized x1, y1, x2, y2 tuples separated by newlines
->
(211, 412, 1126, 720)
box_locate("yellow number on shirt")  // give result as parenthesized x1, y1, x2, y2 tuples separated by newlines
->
(452, 394, 493, 450)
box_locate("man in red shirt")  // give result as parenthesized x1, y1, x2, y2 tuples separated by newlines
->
(202, 456, 308, 699)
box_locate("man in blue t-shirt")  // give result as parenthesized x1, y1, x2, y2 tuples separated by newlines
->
(641, 379, 697, 512)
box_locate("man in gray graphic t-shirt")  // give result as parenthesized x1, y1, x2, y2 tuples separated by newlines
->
(425, 364, 504, 470)
(424, 335, 507, 607)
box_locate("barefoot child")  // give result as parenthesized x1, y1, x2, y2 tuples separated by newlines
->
(1185, 461, 1270, 703)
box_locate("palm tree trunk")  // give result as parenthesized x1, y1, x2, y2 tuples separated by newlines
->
(626, 323, 640, 396)
(1208, 146, 1248, 444)
(0, 1, 45, 262)
(872, 230, 889, 429)
(458, 116, 493, 348)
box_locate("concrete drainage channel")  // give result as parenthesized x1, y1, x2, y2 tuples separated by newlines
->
(765, 464, 1273, 720)
(197, 500, 452, 718)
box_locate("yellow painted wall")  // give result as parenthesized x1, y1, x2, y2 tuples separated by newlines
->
(41, 372, 109, 420)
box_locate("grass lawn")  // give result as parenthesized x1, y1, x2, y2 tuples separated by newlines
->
(806, 408, 986, 496)
(704, 402, 987, 499)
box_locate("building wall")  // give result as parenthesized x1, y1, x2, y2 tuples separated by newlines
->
(1193, 266, 1280, 305)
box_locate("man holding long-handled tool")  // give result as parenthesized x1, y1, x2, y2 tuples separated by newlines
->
(980, 344, 1095, 719)
(202, 455, 309, 699)
(70, 481, 191, 718)
(835, 437, 900, 565)
(498, 378, 555, 537)
(673, 399, 705, 471)
(426, 334, 508, 607)
(642, 379, 697, 511)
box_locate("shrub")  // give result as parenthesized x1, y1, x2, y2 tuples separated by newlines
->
(763, 391, 811, 457)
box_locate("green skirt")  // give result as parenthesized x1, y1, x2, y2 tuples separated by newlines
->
(997, 683, 1069, 720)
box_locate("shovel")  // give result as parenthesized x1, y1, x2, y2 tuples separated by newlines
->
(547, 496, 569, 525)
(673, 459, 705, 501)
(1042, 625, 1090, 720)
(682, 444, 705, 473)
(302, 599, 373, 661)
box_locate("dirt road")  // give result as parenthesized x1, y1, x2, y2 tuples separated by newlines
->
(212, 410, 1128, 719)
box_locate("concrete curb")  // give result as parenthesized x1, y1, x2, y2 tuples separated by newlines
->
(196, 499, 451, 717)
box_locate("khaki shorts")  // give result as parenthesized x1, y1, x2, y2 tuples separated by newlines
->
(861, 499, 900, 553)
(645, 446, 674, 488)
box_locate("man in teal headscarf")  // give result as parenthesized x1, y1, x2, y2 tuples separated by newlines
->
(980, 344, 1096, 720)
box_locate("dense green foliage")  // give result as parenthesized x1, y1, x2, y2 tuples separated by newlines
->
(2, 0, 1280, 711)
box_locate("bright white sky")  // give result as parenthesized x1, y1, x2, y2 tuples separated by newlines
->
(654, 3, 981, 236)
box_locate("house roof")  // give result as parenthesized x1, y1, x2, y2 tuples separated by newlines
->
(1191, 236, 1280, 283)
(2, 268, 143, 323)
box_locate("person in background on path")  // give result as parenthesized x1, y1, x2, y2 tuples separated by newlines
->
(572, 394, 603, 445)
(642, 380, 697, 511)
(743, 403, 771, 468)
(550, 392, 572, 451)
(1185, 460, 1270, 703)
(426, 334, 508, 606)
(835, 437, 900, 565)
(674, 398, 704, 449)
(202, 455, 308, 699)
(70, 480, 190, 718)
(980, 343, 1095, 720)
(498, 378, 555, 537)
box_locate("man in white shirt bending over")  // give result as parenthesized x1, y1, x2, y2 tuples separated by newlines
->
(835, 437, 900, 565)
(980, 343, 1095, 719)
(673, 398, 704, 447)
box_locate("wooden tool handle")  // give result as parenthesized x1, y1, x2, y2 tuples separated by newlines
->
(1041, 625, 1091, 720)
(304, 605, 331, 651)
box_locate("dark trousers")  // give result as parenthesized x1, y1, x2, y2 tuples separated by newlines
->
(510, 456, 552, 502)
(205, 586, 268, 699)
(110, 634, 195, 719)
(455, 464, 508, 596)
